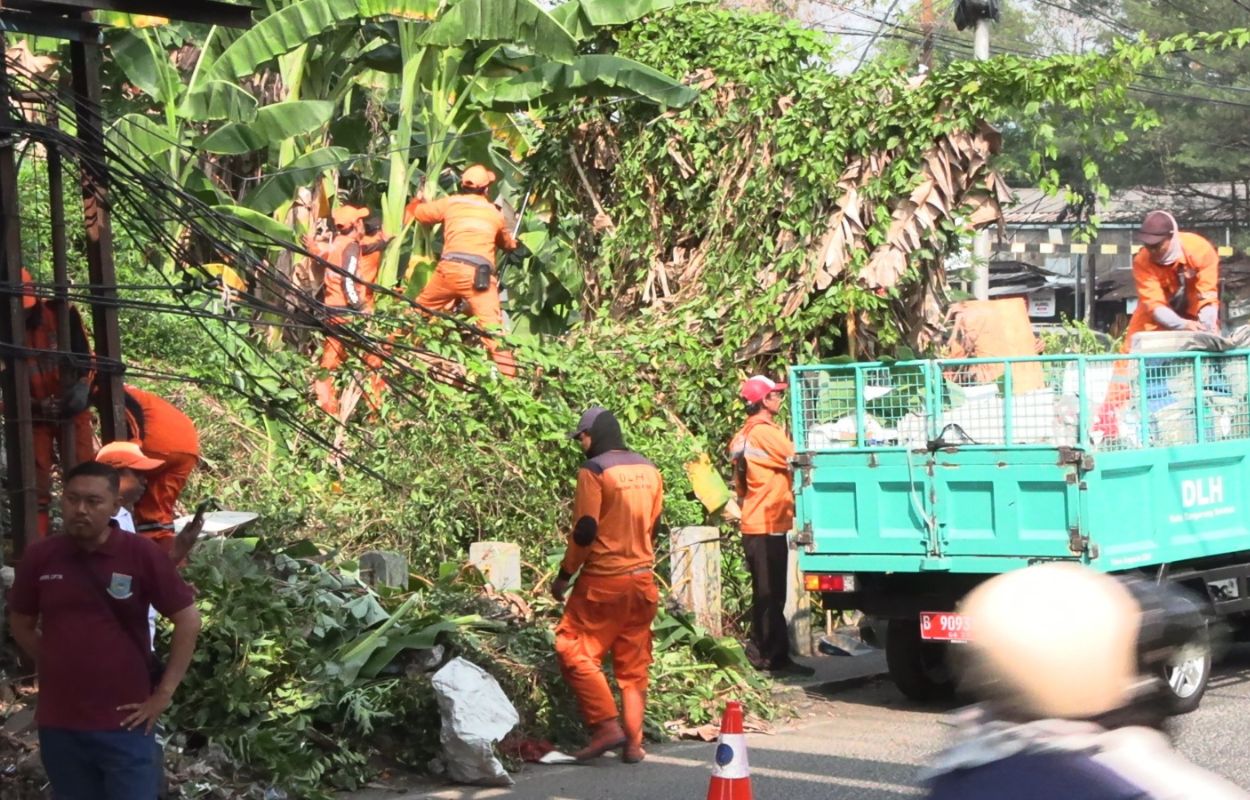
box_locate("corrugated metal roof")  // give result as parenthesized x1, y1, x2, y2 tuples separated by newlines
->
(1005, 184, 1250, 226)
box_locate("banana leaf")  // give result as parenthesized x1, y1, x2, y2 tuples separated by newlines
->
(211, 204, 298, 247)
(245, 146, 350, 214)
(110, 29, 181, 104)
(204, 0, 438, 84)
(550, 0, 686, 40)
(476, 54, 697, 108)
(199, 100, 334, 155)
(107, 113, 176, 159)
(420, 0, 577, 64)
(178, 79, 259, 123)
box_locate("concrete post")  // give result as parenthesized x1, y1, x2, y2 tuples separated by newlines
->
(360, 550, 408, 589)
(670, 526, 722, 635)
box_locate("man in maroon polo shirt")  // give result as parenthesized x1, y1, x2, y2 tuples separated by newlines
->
(8, 461, 201, 799)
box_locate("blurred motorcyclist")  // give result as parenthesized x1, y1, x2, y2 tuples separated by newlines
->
(924, 563, 1246, 800)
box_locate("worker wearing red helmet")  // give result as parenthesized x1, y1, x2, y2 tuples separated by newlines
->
(16, 268, 97, 537)
(728, 375, 813, 677)
(404, 165, 521, 378)
(313, 204, 386, 414)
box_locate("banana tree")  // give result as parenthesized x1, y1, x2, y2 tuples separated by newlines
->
(103, 0, 699, 323)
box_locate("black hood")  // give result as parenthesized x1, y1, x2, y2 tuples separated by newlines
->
(577, 407, 627, 458)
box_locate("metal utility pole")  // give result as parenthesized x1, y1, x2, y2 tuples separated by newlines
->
(920, 0, 936, 69)
(968, 14, 995, 300)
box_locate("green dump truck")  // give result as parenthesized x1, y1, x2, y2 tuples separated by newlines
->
(791, 349, 1250, 711)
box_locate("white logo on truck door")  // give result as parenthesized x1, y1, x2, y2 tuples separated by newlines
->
(1182, 477, 1224, 508)
(1170, 476, 1235, 526)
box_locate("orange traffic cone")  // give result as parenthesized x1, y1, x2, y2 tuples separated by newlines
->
(706, 701, 752, 800)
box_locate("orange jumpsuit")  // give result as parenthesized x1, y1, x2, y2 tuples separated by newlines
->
(1096, 234, 1220, 439)
(554, 450, 664, 750)
(314, 232, 387, 414)
(404, 193, 519, 377)
(123, 385, 200, 551)
(26, 300, 96, 537)
(729, 415, 796, 669)
(1121, 232, 1220, 353)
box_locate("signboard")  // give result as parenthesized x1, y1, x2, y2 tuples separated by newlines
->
(1028, 289, 1056, 317)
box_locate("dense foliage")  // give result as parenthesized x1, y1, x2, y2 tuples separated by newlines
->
(11, 1, 1250, 796)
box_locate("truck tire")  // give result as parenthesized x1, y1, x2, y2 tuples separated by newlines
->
(885, 618, 957, 702)
(1157, 630, 1212, 715)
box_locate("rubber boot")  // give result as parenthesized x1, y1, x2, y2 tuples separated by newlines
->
(621, 688, 646, 764)
(573, 718, 627, 761)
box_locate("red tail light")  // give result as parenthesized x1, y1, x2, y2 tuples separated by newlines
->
(803, 574, 857, 592)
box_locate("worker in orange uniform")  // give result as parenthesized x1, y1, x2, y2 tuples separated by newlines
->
(729, 375, 813, 677)
(17, 268, 96, 537)
(552, 407, 664, 764)
(404, 165, 522, 378)
(1094, 212, 1221, 441)
(311, 205, 385, 414)
(1121, 210, 1220, 351)
(120, 385, 200, 553)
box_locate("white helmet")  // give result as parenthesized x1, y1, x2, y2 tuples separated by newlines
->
(960, 563, 1139, 719)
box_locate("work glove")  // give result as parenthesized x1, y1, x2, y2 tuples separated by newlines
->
(551, 576, 570, 602)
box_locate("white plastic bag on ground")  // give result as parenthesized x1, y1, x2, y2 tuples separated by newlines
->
(430, 657, 519, 786)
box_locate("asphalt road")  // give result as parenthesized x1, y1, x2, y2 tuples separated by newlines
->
(354, 645, 1250, 800)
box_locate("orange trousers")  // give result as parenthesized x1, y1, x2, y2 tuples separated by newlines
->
(134, 449, 198, 551)
(33, 412, 95, 538)
(415, 261, 517, 378)
(555, 572, 658, 744)
(314, 315, 386, 415)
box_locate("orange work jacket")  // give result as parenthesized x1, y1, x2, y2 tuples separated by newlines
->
(26, 300, 93, 402)
(124, 385, 200, 457)
(729, 415, 795, 535)
(404, 193, 517, 267)
(1123, 232, 1220, 351)
(356, 232, 388, 311)
(321, 233, 363, 309)
(559, 450, 664, 579)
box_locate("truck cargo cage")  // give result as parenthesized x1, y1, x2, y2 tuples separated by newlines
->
(790, 352, 1250, 453)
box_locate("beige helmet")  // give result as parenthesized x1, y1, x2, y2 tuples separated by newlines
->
(960, 563, 1139, 719)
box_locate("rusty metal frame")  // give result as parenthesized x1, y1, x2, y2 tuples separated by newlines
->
(0, 34, 40, 554)
(3, 0, 254, 29)
(69, 36, 125, 442)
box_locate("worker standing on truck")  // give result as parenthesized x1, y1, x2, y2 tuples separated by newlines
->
(1095, 211, 1222, 439)
(923, 563, 1246, 800)
(552, 406, 664, 764)
(1122, 210, 1221, 352)
(404, 165, 523, 378)
(729, 375, 814, 677)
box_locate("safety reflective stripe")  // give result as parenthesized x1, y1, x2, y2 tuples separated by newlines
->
(743, 445, 771, 460)
(343, 249, 360, 306)
(711, 733, 750, 780)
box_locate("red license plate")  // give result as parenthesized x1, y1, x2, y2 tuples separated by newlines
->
(920, 611, 972, 643)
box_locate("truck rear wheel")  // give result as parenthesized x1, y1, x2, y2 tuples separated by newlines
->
(885, 618, 956, 702)
(1158, 632, 1211, 715)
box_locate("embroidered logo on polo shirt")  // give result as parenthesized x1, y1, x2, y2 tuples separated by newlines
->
(107, 572, 134, 600)
(38, 574, 63, 581)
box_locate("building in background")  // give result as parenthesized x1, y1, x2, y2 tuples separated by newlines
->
(978, 184, 1250, 333)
